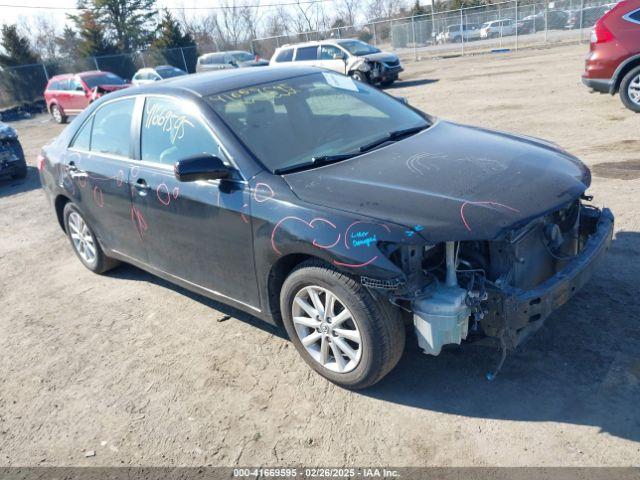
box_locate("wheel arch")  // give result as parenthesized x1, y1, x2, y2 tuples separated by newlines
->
(267, 253, 333, 324)
(54, 194, 71, 233)
(613, 55, 640, 93)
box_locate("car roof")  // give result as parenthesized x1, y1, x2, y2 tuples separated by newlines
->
(116, 65, 319, 98)
(279, 38, 359, 49)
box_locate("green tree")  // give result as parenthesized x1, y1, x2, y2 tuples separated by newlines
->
(150, 9, 196, 71)
(0, 24, 39, 67)
(77, 0, 157, 52)
(0, 24, 42, 104)
(70, 9, 116, 57)
(56, 25, 80, 59)
(152, 9, 195, 51)
(410, 0, 429, 16)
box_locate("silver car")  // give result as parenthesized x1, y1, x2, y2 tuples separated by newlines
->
(195, 51, 269, 73)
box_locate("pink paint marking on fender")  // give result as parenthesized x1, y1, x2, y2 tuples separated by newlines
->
(333, 256, 379, 268)
(253, 183, 275, 203)
(78, 175, 87, 189)
(157, 183, 171, 206)
(92, 186, 104, 207)
(116, 169, 124, 187)
(271, 216, 339, 256)
(460, 201, 520, 232)
(130, 165, 140, 178)
(172, 187, 179, 199)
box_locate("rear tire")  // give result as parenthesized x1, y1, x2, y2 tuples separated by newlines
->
(63, 203, 119, 274)
(280, 260, 405, 389)
(619, 66, 640, 113)
(51, 104, 67, 124)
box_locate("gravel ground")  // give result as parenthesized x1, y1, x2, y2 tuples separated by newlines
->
(1, 43, 639, 467)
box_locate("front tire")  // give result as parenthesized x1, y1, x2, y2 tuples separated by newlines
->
(350, 71, 369, 84)
(620, 66, 640, 113)
(280, 261, 405, 389)
(63, 203, 119, 274)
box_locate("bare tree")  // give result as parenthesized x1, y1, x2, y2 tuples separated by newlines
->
(17, 14, 59, 60)
(336, 0, 362, 27)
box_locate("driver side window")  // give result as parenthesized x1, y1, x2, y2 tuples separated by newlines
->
(319, 45, 344, 60)
(140, 97, 225, 166)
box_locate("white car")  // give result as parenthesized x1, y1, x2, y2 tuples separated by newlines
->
(480, 19, 517, 38)
(269, 39, 403, 87)
(437, 24, 482, 43)
(131, 66, 187, 86)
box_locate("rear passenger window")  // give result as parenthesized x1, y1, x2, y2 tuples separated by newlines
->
(295, 46, 318, 61)
(141, 97, 225, 166)
(628, 9, 640, 22)
(275, 49, 293, 62)
(70, 117, 92, 150)
(90, 98, 135, 157)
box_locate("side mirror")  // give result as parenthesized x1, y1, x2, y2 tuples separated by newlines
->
(396, 96, 409, 104)
(75, 85, 85, 92)
(174, 154, 230, 182)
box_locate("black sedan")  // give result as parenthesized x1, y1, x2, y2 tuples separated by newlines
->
(38, 67, 613, 389)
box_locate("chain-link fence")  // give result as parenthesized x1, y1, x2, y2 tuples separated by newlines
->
(251, 0, 615, 59)
(0, 0, 617, 110)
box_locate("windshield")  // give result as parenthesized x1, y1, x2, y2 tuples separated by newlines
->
(207, 72, 429, 173)
(83, 72, 125, 88)
(337, 40, 380, 56)
(157, 67, 186, 78)
(231, 51, 255, 62)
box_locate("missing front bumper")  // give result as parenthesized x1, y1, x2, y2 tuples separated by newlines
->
(486, 207, 614, 348)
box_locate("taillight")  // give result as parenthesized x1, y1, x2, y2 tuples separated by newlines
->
(255, 54, 260, 61)
(591, 18, 615, 44)
(37, 154, 46, 171)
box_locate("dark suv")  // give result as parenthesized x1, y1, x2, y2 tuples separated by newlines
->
(582, 0, 640, 112)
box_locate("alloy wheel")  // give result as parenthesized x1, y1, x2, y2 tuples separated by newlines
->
(628, 74, 640, 106)
(52, 106, 62, 123)
(68, 211, 97, 265)
(291, 285, 362, 373)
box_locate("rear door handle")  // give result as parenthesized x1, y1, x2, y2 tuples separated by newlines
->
(134, 178, 150, 195)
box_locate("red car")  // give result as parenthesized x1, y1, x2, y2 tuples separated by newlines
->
(582, 0, 640, 112)
(44, 71, 130, 124)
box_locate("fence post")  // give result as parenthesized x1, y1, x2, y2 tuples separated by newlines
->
(460, 8, 464, 56)
(431, 4, 436, 46)
(180, 47, 188, 73)
(140, 52, 146, 68)
(578, 0, 584, 42)
(412, 15, 418, 60)
(515, 0, 519, 51)
(372, 21, 377, 47)
(93, 57, 99, 70)
(545, 0, 549, 43)
(41, 63, 49, 81)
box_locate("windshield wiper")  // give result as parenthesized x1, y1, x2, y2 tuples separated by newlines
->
(358, 124, 429, 154)
(274, 152, 358, 175)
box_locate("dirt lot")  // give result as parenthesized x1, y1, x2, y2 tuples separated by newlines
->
(1, 43, 639, 467)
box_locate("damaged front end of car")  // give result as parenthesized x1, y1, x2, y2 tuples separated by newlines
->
(376, 198, 613, 369)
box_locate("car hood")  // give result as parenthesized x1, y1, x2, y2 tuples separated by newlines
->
(282, 120, 590, 242)
(361, 52, 399, 63)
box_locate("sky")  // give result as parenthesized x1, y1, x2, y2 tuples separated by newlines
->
(0, 0, 354, 28)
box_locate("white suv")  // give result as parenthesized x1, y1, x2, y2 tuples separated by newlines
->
(480, 19, 516, 38)
(269, 39, 403, 87)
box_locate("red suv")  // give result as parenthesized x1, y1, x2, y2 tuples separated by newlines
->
(44, 71, 129, 124)
(582, 0, 640, 112)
